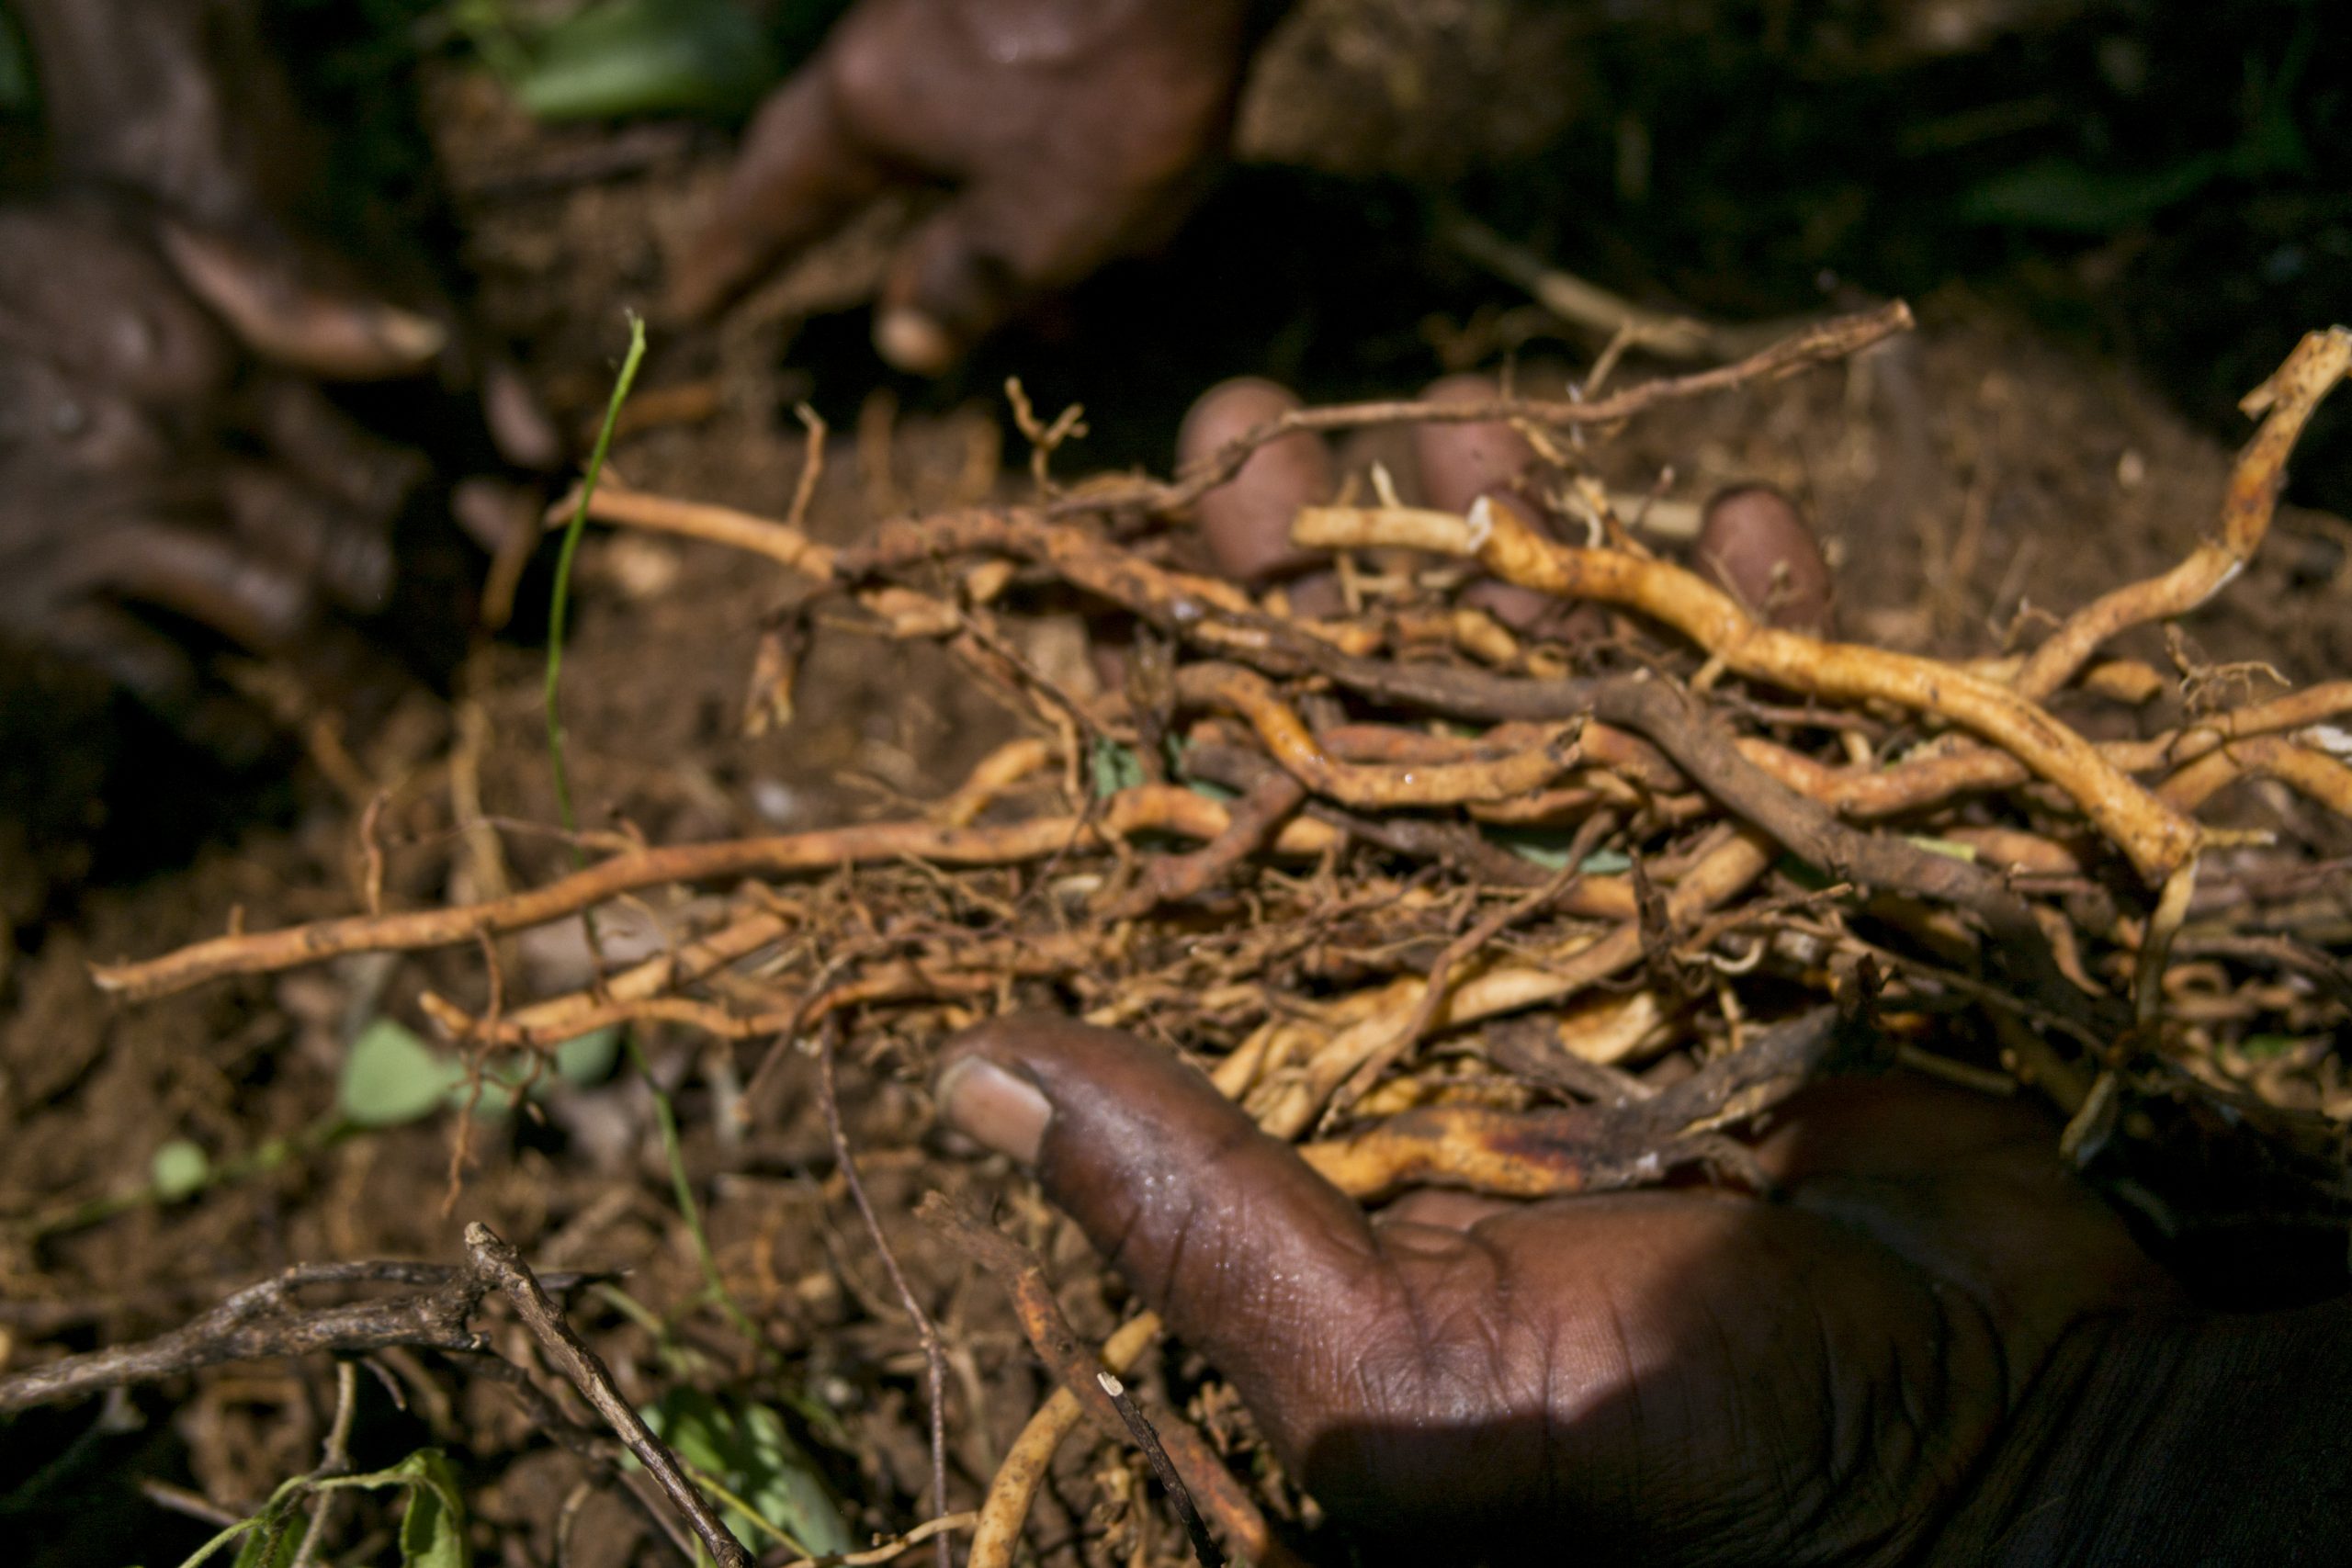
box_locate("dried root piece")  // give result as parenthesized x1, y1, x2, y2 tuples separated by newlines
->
(2013, 327, 2352, 701)
(1292, 496, 2202, 882)
(89, 316, 2351, 1242)
(1177, 661, 1584, 807)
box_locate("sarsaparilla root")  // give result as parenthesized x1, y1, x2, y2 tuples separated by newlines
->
(95, 321, 2352, 1202)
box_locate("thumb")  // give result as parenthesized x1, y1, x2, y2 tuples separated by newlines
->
(935, 1015, 1401, 1448)
(875, 174, 1132, 374)
(872, 192, 1023, 376)
(666, 64, 888, 321)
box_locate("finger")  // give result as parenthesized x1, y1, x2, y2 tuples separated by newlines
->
(243, 377, 429, 518)
(1176, 378, 1335, 588)
(1691, 484, 1836, 636)
(1458, 495, 1577, 634)
(14, 0, 310, 230)
(1408, 375, 1576, 632)
(480, 358, 565, 472)
(0, 355, 176, 481)
(1409, 373, 1534, 514)
(936, 1015, 1400, 1441)
(96, 519, 316, 650)
(668, 65, 891, 321)
(870, 195, 1017, 376)
(0, 200, 232, 405)
(35, 600, 200, 715)
(873, 173, 1131, 374)
(158, 220, 445, 380)
(220, 463, 394, 613)
(1752, 1077, 2175, 1319)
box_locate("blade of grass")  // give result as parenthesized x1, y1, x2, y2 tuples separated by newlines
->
(546, 311, 647, 862)
(628, 1030, 770, 1354)
(539, 316, 773, 1364)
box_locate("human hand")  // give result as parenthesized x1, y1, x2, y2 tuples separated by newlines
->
(934, 1014, 2349, 1563)
(0, 197, 429, 744)
(934, 375, 2347, 1562)
(0, 0, 469, 744)
(671, 0, 1260, 373)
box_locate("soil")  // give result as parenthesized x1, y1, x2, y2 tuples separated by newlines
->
(4, 11, 2349, 1568)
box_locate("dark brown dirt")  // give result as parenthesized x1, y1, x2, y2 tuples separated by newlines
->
(4, 39, 2348, 1568)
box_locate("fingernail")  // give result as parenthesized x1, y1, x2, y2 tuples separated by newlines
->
(936, 1056, 1050, 1164)
(366, 304, 447, 368)
(874, 308, 956, 377)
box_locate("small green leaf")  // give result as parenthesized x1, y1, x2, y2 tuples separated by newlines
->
(1481, 828, 1632, 874)
(151, 1139, 213, 1203)
(1903, 836, 1979, 863)
(554, 1025, 623, 1087)
(511, 0, 775, 120)
(1091, 738, 1147, 799)
(641, 1390, 851, 1555)
(1958, 153, 2225, 233)
(2240, 1033, 2301, 1061)
(340, 1019, 466, 1128)
(732, 1403, 851, 1555)
(394, 1450, 470, 1568)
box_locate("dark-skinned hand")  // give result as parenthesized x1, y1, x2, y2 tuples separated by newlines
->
(936, 1016, 2348, 1565)
(1, 0, 537, 748)
(672, 0, 1259, 372)
(933, 379, 2352, 1563)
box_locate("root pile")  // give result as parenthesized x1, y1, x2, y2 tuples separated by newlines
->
(83, 310, 2352, 1562)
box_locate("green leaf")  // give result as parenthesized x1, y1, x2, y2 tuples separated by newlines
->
(1958, 153, 2225, 233)
(151, 1139, 213, 1203)
(641, 1390, 851, 1555)
(340, 1019, 613, 1128)
(339, 1019, 466, 1128)
(554, 1024, 623, 1086)
(2240, 1033, 2301, 1061)
(1091, 738, 1147, 799)
(1903, 835, 1979, 863)
(1481, 828, 1633, 875)
(512, 0, 775, 120)
(394, 1450, 470, 1568)
(730, 1402, 851, 1555)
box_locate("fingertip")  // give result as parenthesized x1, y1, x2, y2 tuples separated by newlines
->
(1461, 576, 1565, 634)
(876, 199, 1032, 375)
(1411, 373, 1534, 515)
(935, 1051, 1052, 1165)
(158, 220, 444, 380)
(1282, 570, 1346, 621)
(1178, 378, 1332, 584)
(481, 359, 566, 472)
(1693, 483, 1836, 635)
(874, 307, 958, 377)
(105, 521, 316, 651)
